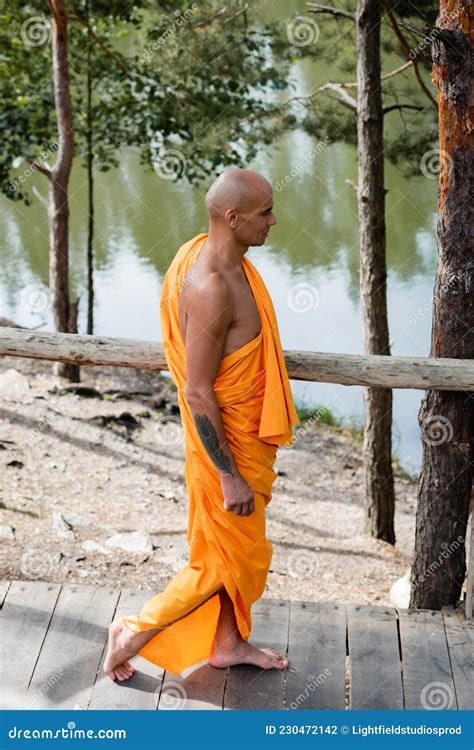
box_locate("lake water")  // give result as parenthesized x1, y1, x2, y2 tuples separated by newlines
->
(0, 3, 439, 475)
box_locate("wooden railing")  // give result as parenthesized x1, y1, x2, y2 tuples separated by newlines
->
(0, 327, 473, 391)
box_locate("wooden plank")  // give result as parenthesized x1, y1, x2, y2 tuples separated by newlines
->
(0, 580, 11, 608)
(455, 606, 474, 645)
(0, 580, 61, 703)
(224, 598, 289, 710)
(441, 607, 473, 711)
(464, 506, 473, 619)
(2, 326, 474, 391)
(89, 589, 165, 710)
(158, 661, 227, 710)
(286, 601, 346, 709)
(28, 583, 120, 710)
(398, 609, 457, 710)
(348, 604, 403, 710)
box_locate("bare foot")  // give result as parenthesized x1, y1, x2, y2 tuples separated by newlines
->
(103, 621, 138, 682)
(209, 638, 289, 670)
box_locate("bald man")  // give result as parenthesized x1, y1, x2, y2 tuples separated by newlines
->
(103, 168, 293, 682)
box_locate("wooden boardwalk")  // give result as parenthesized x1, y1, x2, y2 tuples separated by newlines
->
(0, 580, 472, 711)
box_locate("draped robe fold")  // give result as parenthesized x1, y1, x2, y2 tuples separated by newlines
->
(120, 233, 299, 674)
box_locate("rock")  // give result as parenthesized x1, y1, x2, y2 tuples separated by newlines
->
(83, 539, 110, 555)
(52, 511, 76, 540)
(160, 490, 177, 500)
(0, 525, 15, 540)
(59, 385, 103, 399)
(0, 318, 26, 330)
(389, 567, 411, 608)
(105, 530, 153, 555)
(62, 510, 93, 527)
(0, 369, 32, 403)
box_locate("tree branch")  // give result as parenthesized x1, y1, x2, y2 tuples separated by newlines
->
(32, 185, 49, 208)
(67, 15, 131, 78)
(27, 160, 53, 180)
(306, 3, 356, 21)
(380, 1, 437, 108)
(273, 60, 416, 116)
(383, 103, 427, 114)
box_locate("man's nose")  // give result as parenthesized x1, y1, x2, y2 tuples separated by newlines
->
(269, 213, 277, 226)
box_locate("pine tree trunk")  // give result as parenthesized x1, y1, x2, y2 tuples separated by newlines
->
(410, 0, 473, 609)
(48, 0, 79, 381)
(86, 0, 94, 336)
(356, 0, 395, 543)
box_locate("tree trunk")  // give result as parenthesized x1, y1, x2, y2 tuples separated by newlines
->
(356, 0, 395, 543)
(410, 0, 473, 609)
(48, 0, 79, 381)
(86, 0, 94, 336)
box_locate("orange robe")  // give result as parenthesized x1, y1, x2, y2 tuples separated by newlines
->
(120, 233, 299, 674)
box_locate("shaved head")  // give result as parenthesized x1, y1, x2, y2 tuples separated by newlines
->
(205, 168, 273, 221)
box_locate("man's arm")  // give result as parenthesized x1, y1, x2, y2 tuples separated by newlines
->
(183, 273, 254, 517)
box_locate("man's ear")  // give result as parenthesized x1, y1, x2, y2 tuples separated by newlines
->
(225, 208, 238, 228)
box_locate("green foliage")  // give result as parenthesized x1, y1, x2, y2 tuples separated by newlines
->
(0, 0, 441, 201)
(1, 0, 293, 200)
(285, 0, 440, 174)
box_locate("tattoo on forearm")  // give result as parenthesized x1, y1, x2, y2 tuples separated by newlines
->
(194, 414, 234, 475)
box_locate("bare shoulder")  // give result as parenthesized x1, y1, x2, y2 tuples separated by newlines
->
(182, 268, 233, 322)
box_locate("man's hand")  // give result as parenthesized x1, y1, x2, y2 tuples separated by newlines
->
(220, 471, 254, 516)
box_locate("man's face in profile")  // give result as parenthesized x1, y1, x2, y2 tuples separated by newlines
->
(232, 190, 277, 247)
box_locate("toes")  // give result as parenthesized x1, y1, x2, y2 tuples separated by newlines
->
(116, 667, 127, 681)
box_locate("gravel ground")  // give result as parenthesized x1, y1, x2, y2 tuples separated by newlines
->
(0, 353, 419, 607)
